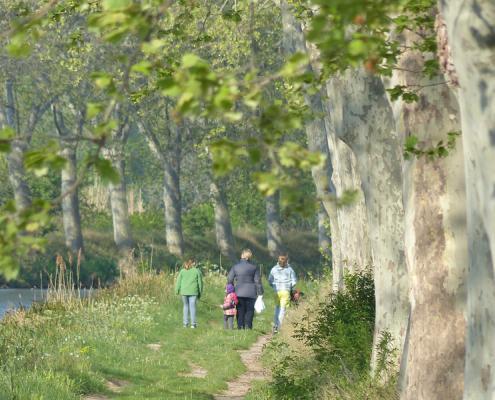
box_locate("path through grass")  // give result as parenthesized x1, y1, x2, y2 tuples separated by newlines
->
(0, 273, 273, 399)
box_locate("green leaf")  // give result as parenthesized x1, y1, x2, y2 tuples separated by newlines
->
(87, 102, 104, 119)
(221, 10, 242, 22)
(0, 142, 11, 152)
(348, 39, 367, 56)
(103, 0, 133, 11)
(405, 135, 419, 149)
(182, 54, 203, 68)
(7, 34, 31, 57)
(0, 126, 15, 139)
(131, 60, 152, 76)
(91, 72, 113, 89)
(24, 141, 66, 176)
(92, 119, 118, 139)
(141, 39, 166, 54)
(94, 158, 120, 184)
(0, 127, 15, 152)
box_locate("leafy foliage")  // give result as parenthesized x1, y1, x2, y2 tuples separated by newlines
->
(294, 269, 375, 373)
(0, 200, 51, 279)
(404, 131, 461, 160)
(0, 0, 444, 278)
(256, 270, 398, 399)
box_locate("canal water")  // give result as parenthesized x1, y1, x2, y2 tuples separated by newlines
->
(0, 289, 47, 318)
(0, 289, 94, 318)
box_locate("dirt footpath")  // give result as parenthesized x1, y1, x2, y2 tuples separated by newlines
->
(214, 333, 271, 400)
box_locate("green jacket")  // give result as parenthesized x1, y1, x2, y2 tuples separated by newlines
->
(175, 267, 203, 297)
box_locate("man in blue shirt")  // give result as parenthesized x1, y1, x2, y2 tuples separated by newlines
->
(268, 253, 297, 332)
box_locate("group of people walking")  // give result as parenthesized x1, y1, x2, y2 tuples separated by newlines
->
(175, 248, 297, 332)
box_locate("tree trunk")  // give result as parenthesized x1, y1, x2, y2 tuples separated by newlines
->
(317, 203, 332, 263)
(109, 155, 134, 257)
(280, 0, 371, 290)
(138, 117, 185, 258)
(60, 145, 84, 254)
(105, 118, 134, 276)
(210, 179, 236, 263)
(439, 2, 495, 398)
(6, 140, 31, 211)
(53, 106, 84, 255)
(4, 80, 31, 210)
(329, 69, 409, 369)
(326, 126, 372, 273)
(266, 191, 283, 257)
(163, 157, 184, 258)
(394, 28, 467, 399)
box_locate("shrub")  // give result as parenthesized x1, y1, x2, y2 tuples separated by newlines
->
(183, 203, 214, 236)
(255, 269, 398, 400)
(130, 210, 164, 234)
(294, 269, 375, 375)
(77, 254, 118, 287)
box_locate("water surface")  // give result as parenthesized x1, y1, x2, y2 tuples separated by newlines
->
(0, 289, 47, 318)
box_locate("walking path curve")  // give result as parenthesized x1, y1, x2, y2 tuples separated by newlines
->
(214, 333, 271, 400)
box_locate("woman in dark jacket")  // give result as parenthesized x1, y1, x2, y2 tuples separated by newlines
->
(227, 249, 264, 329)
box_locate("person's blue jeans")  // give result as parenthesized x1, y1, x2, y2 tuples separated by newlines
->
(182, 295, 197, 327)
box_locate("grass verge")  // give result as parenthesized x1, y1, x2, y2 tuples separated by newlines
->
(0, 271, 273, 399)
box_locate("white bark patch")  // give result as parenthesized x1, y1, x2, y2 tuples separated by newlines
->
(328, 70, 408, 370)
(440, 1, 495, 398)
(394, 28, 467, 399)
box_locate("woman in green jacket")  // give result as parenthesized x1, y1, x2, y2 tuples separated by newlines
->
(175, 259, 203, 328)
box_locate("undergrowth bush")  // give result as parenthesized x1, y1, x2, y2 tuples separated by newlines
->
(183, 203, 214, 236)
(252, 269, 399, 400)
(294, 270, 375, 375)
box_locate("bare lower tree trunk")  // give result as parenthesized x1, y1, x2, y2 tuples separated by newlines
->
(4, 81, 31, 210)
(106, 118, 134, 275)
(53, 106, 84, 254)
(138, 116, 184, 258)
(440, 2, 495, 398)
(330, 69, 409, 370)
(163, 157, 184, 257)
(210, 179, 236, 263)
(266, 191, 283, 257)
(317, 203, 332, 263)
(394, 28, 467, 399)
(6, 140, 31, 210)
(109, 156, 133, 256)
(60, 146, 84, 254)
(327, 129, 372, 272)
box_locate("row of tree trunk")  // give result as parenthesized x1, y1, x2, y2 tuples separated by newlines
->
(282, 0, 495, 398)
(1, 84, 287, 269)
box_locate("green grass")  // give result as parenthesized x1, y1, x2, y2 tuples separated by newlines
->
(0, 272, 275, 399)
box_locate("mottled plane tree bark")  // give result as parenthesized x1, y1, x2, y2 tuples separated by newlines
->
(329, 70, 409, 369)
(280, 0, 371, 291)
(210, 178, 237, 264)
(106, 109, 134, 273)
(394, 26, 467, 399)
(439, 1, 495, 398)
(52, 104, 84, 255)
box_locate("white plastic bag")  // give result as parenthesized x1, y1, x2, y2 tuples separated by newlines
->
(254, 295, 265, 314)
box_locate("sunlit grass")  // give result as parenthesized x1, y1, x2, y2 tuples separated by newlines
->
(0, 271, 274, 399)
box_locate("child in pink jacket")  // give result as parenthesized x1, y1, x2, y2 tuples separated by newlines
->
(221, 283, 238, 329)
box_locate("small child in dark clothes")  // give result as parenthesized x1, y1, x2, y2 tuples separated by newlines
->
(220, 283, 238, 329)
